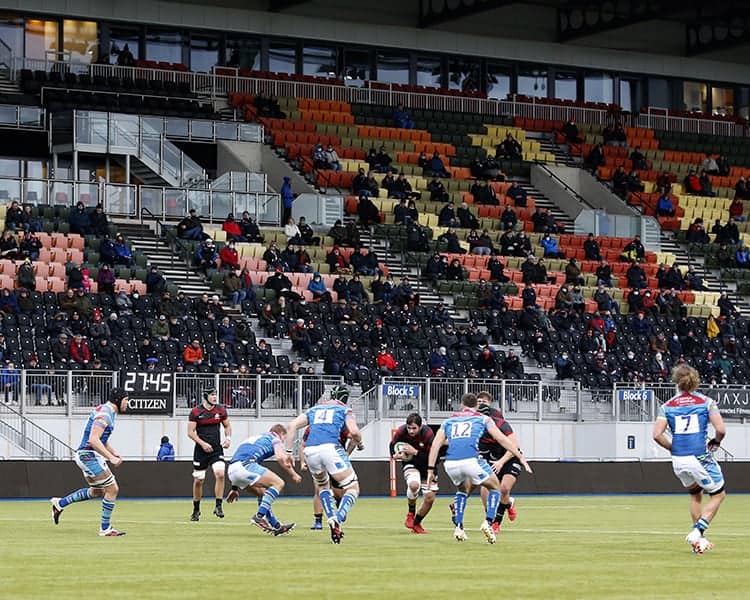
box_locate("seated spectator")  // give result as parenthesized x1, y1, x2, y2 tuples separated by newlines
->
(289, 319, 312, 360)
(656, 191, 675, 216)
(683, 265, 706, 291)
(19, 230, 41, 261)
(701, 153, 719, 175)
(582, 233, 601, 261)
(296, 216, 320, 246)
(239, 212, 264, 243)
(307, 272, 332, 302)
(496, 133, 522, 161)
(69, 333, 91, 366)
(146, 265, 167, 295)
(428, 346, 450, 376)
(561, 120, 583, 144)
(406, 222, 429, 252)
(699, 170, 715, 197)
(392, 103, 414, 129)
(500, 205, 517, 231)
(427, 177, 449, 203)
(223, 269, 246, 307)
(222, 213, 244, 242)
(69, 201, 91, 235)
(150, 314, 170, 341)
(376, 346, 399, 375)
(467, 229, 490, 256)
(16, 258, 35, 291)
(437, 228, 465, 254)
(375, 146, 395, 174)
(621, 235, 645, 262)
(446, 258, 465, 281)
(555, 353, 574, 379)
(564, 258, 584, 286)
(595, 259, 613, 287)
(112, 234, 133, 266)
(393, 198, 410, 224)
(585, 143, 606, 173)
(718, 291, 738, 318)
(284, 217, 302, 244)
(612, 166, 628, 198)
(729, 197, 745, 222)
(177, 208, 205, 240)
(357, 194, 381, 226)
(219, 240, 240, 270)
(541, 233, 564, 259)
(736, 244, 750, 268)
(438, 201, 457, 227)
(312, 143, 330, 170)
(471, 180, 498, 205)
(686, 218, 710, 244)
(324, 144, 341, 171)
(629, 147, 649, 170)
(717, 155, 730, 177)
(656, 171, 673, 193)
(0, 230, 20, 259)
(428, 151, 450, 178)
(506, 182, 528, 207)
(194, 239, 218, 274)
(626, 262, 647, 289)
(735, 176, 748, 200)
(684, 170, 702, 195)
(183, 339, 205, 368)
(626, 169, 645, 193)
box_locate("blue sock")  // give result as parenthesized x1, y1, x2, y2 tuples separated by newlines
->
(454, 491, 468, 527)
(695, 517, 710, 534)
(319, 488, 336, 519)
(257, 487, 280, 518)
(101, 499, 115, 531)
(59, 487, 92, 508)
(336, 492, 357, 523)
(486, 490, 500, 522)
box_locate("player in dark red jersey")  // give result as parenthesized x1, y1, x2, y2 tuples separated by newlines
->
(187, 387, 232, 521)
(301, 422, 360, 530)
(476, 391, 521, 533)
(390, 412, 436, 534)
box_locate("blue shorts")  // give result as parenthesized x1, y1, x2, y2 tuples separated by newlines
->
(74, 450, 108, 479)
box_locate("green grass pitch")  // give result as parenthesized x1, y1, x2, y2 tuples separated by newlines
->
(1, 495, 749, 599)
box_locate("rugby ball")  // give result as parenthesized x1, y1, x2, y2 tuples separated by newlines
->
(393, 442, 411, 460)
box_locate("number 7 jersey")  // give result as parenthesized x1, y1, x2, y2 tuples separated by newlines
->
(658, 391, 718, 457)
(441, 410, 493, 460)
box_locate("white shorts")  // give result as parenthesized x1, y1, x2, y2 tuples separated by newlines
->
(444, 457, 493, 487)
(303, 443, 351, 476)
(404, 466, 438, 493)
(672, 454, 725, 494)
(227, 461, 268, 489)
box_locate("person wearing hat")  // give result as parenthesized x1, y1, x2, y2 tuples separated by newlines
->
(50, 388, 130, 536)
(157, 435, 175, 462)
(151, 314, 171, 341)
(194, 238, 218, 274)
(376, 345, 398, 375)
(146, 265, 167, 295)
(177, 208, 205, 240)
(290, 318, 311, 359)
(188, 386, 232, 521)
(69, 333, 91, 367)
(69, 200, 92, 236)
(429, 346, 450, 376)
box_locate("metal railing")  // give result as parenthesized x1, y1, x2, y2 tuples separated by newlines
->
(0, 174, 281, 224)
(0, 402, 74, 459)
(211, 171, 268, 193)
(12, 56, 749, 139)
(0, 103, 45, 129)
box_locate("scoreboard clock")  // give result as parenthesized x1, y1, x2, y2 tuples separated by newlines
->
(120, 371, 174, 415)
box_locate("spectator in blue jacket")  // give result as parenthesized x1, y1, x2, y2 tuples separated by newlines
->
(113, 234, 133, 266)
(0, 361, 20, 404)
(656, 191, 675, 216)
(307, 272, 332, 302)
(428, 346, 451, 376)
(392, 104, 414, 129)
(194, 240, 218, 274)
(157, 436, 175, 461)
(69, 201, 91, 235)
(540, 233, 565, 258)
(736, 244, 750, 268)
(428, 151, 451, 178)
(281, 176, 294, 226)
(216, 316, 237, 344)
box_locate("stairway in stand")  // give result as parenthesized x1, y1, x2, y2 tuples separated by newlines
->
(114, 221, 216, 298)
(517, 179, 576, 233)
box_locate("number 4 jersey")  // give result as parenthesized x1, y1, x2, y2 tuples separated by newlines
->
(658, 391, 718, 457)
(441, 409, 494, 461)
(305, 402, 351, 448)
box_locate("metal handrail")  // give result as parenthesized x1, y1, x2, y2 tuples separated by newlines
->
(0, 402, 74, 459)
(535, 161, 593, 208)
(140, 206, 189, 272)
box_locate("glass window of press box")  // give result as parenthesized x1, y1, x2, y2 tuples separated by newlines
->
(683, 80, 707, 113)
(449, 59, 480, 92)
(486, 63, 511, 101)
(712, 86, 734, 116)
(63, 20, 98, 64)
(108, 25, 140, 63)
(25, 18, 58, 60)
(416, 55, 441, 88)
(303, 45, 337, 78)
(584, 72, 614, 104)
(190, 34, 220, 73)
(269, 42, 297, 75)
(146, 29, 184, 64)
(225, 36, 261, 70)
(554, 71, 577, 101)
(376, 51, 409, 85)
(518, 68, 547, 98)
(344, 48, 370, 82)
(0, 14, 23, 56)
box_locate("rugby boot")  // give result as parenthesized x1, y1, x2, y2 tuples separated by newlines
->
(507, 497, 517, 521)
(50, 497, 63, 524)
(99, 528, 126, 536)
(404, 512, 415, 530)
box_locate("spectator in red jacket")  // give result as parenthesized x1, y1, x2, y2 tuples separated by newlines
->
(376, 346, 399, 375)
(684, 170, 702, 195)
(69, 333, 91, 366)
(219, 241, 240, 270)
(729, 197, 745, 222)
(222, 213, 244, 242)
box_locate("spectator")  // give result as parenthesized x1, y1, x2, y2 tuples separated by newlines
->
(194, 239, 218, 274)
(629, 146, 649, 171)
(113, 234, 133, 266)
(471, 180, 498, 205)
(612, 166, 628, 198)
(150, 314, 170, 340)
(222, 213, 243, 242)
(183, 339, 205, 368)
(735, 176, 748, 200)
(438, 201, 457, 227)
(157, 436, 175, 461)
(0, 361, 20, 404)
(621, 235, 645, 262)
(736, 244, 750, 268)
(729, 197, 745, 222)
(280, 176, 294, 226)
(218, 240, 240, 271)
(89, 203, 109, 238)
(500, 205, 517, 231)
(324, 144, 341, 171)
(446, 258, 465, 281)
(684, 170, 702, 195)
(307, 272, 332, 302)
(223, 269, 246, 307)
(427, 177, 449, 203)
(357, 194, 381, 226)
(437, 228, 464, 254)
(5, 200, 24, 231)
(177, 208, 205, 240)
(146, 265, 167, 295)
(541, 233, 564, 259)
(88, 310, 111, 341)
(583, 233, 601, 261)
(376, 345, 399, 375)
(374, 146, 395, 174)
(392, 103, 414, 129)
(565, 258, 584, 286)
(239, 212, 264, 244)
(428, 151, 450, 178)
(16, 258, 35, 291)
(701, 153, 719, 175)
(686, 218, 710, 244)
(69, 201, 91, 235)
(326, 246, 350, 275)
(561, 120, 582, 144)
(506, 182, 528, 207)
(428, 346, 450, 376)
(585, 143, 606, 173)
(19, 230, 41, 260)
(555, 352, 574, 379)
(684, 265, 707, 291)
(656, 191, 675, 216)
(69, 333, 91, 366)
(496, 133, 522, 161)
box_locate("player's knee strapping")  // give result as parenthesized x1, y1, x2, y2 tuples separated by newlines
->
(90, 473, 116, 489)
(313, 472, 330, 486)
(337, 473, 358, 491)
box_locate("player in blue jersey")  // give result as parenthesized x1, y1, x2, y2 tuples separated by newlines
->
(653, 364, 727, 554)
(286, 384, 363, 544)
(426, 393, 532, 544)
(50, 388, 130, 536)
(225, 424, 301, 536)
